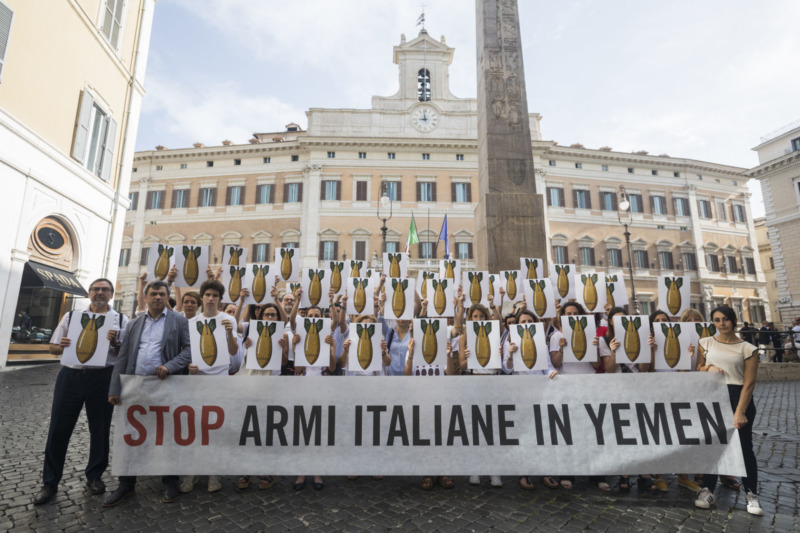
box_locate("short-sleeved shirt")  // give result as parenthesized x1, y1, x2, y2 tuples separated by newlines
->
(550, 329, 596, 375)
(699, 336, 758, 386)
(50, 308, 128, 368)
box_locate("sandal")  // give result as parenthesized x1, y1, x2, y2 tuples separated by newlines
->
(438, 476, 455, 489)
(237, 476, 251, 490)
(721, 476, 741, 491)
(258, 476, 278, 490)
(618, 477, 630, 494)
(560, 479, 573, 490)
(421, 477, 435, 490)
(597, 481, 611, 492)
(541, 476, 559, 489)
(519, 476, 535, 490)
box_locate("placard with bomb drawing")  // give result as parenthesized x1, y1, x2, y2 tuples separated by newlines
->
(520, 257, 544, 280)
(147, 244, 175, 282)
(559, 315, 598, 364)
(383, 252, 408, 279)
(242, 264, 275, 305)
(426, 279, 454, 318)
(613, 315, 651, 365)
(439, 258, 461, 284)
(549, 264, 575, 301)
(522, 278, 557, 319)
(61, 311, 114, 367)
(500, 270, 523, 304)
(328, 261, 349, 296)
(346, 277, 374, 316)
(659, 275, 690, 317)
(604, 274, 629, 309)
(653, 322, 693, 371)
(465, 320, 500, 370)
(509, 323, 548, 372)
(348, 323, 383, 373)
(413, 318, 448, 368)
(575, 272, 606, 314)
(245, 320, 285, 371)
(300, 268, 331, 308)
(274, 247, 301, 282)
(384, 278, 415, 320)
(417, 270, 438, 300)
(462, 271, 490, 308)
(221, 264, 247, 304)
(174, 245, 209, 288)
(189, 316, 233, 371)
(295, 317, 332, 368)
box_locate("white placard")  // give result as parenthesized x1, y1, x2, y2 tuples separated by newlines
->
(522, 278, 557, 319)
(296, 317, 332, 368)
(327, 260, 349, 296)
(222, 245, 247, 267)
(653, 322, 693, 371)
(613, 315, 651, 365)
(147, 244, 175, 282)
(549, 264, 575, 301)
(426, 279, 454, 318)
(520, 257, 544, 280)
(346, 277, 374, 316)
(174, 245, 209, 288)
(242, 264, 275, 305)
(413, 318, 448, 368)
(383, 252, 408, 279)
(417, 270, 438, 300)
(659, 275, 691, 318)
(509, 323, 548, 372)
(462, 271, 490, 308)
(500, 270, 523, 304)
(347, 323, 383, 373)
(275, 247, 301, 282)
(221, 264, 248, 304)
(575, 272, 607, 314)
(190, 316, 234, 370)
(245, 320, 285, 371)
(385, 278, 415, 320)
(604, 274, 629, 309)
(439, 259, 461, 284)
(560, 315, 598, 364)
(61, 311, 113, 367)
(301, 268, 331, 308)
(465, 320, 501, 370)
(487, 273, 502, 307)
(348, 259, 368, 279)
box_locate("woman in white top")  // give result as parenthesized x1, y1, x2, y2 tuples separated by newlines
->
(694, 306, 762, 515)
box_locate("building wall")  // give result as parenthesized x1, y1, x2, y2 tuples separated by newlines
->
(754, 217, 780, 326)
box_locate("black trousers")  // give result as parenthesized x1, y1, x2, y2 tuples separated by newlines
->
(703, 384, 758, 494)
(42, 366, 114, 486)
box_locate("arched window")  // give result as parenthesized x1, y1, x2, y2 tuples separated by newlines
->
(418, 68, 431, 101)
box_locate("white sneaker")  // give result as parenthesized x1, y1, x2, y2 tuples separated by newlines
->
(746, 491, 764, 516)
(178, 476, 196, 493)
(694, 487, 717, 509)
(490, 475, 503, 488)
(469, 475, 481, 485)
(208, 475, 222, 493)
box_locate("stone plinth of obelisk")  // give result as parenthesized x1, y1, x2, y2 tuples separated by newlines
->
(474, 0, 547, 273)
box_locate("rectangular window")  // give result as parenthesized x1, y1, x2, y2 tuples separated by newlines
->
(673, 171, 680, 178)
(382, 181, 400, 201)
(640, 300, 652, 316)
(422, 153, 430, 160)
(659, 251, 674, 270)
(682, 252, 697, 271)
(456, 242, 473, 259)
(716, 201, 727, 221)
(453, 182, 471, 203)
(180, 163, 187, 169)
(769, 256, 774, 270)
(118, 248, 130, 267)
(634, 250, 649, 269)
(601, 165, 609, 171)
(263, 157, 271, 164)
(147, 191, 163, 210)
(417, 182, 436, 202)
(600, 191, 617, 211)
(155, 165, 163, 171)
(698, 200, 712, 219)
(548, 160, 556, 167)
(745, 257, 756, 274)
(0, 2, 13, 84)
(172, 189, 188, 209)
(234, 159, 241, 166)
(101, 0, 124, 49)
(291, 155, 299, 162)
(419, 242, 434, 259)
(140, 247, 150, 266)
(629, 194, 644, 213)
(726, 256, 738, 274)
(256, 184, 274, 204)
(575, 162, 583, 169)
(355, 241, 366, 261)
(547, 187, 565, 207)
(707, 254, 720, 272)
(320, 180, 341, 201)
(607, 249, 623, 268)
(579, 247, 595, 266)
(674, 197, 690, 216)
(651, 195, 668, 215)
(358, 152, 367, 159)
(552, 245, 568, 264)
(285, 183, 301, 203)
(387, 153, 396, 160)
(733, 204, 746, 223)
(227, 185, 243, 206)
(72, 91, 117, 180)
(651, 170, 658, 176)
(385, 241, 399, 254)
(456, 154, 464, 161)
(355, 181, 368, 202)
(327, 152, 335, 159)
(627, 168, 634, 174)
(254, 243, 270, 263)
(573, 189, 591, 209)
(206, 161, 214, 167)
(319, 241, 338, 261)
(128, 192, 138, 211)
(198, 187, 216, 207)
(793, 137, 800, 152)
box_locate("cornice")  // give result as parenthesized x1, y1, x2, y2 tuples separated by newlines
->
(745, 150, 800, 179)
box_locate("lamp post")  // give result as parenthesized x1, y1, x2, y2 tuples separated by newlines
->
(617, 186, 639, 314)
(376, 183, 393, 254)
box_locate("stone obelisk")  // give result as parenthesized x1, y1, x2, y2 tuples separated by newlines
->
(474, 0, 547, 272)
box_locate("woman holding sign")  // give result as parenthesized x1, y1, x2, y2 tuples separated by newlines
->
(694, 306, 762, 515)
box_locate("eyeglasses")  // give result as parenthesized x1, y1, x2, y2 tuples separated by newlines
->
(90, 287, 112, 293)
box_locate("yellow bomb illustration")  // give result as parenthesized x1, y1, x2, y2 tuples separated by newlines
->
(228, 246, 243, 265)
(517, 324, 537, 369)
(555, 265, 570, 298)
(468, 272, 483, 304)
(196, 319, 218, 366)
(695, 322, 717, 340)
(530, 280, 548, 317)
(504, 271, 518, 300)
(581, 273, 599, 311)
(76, 313, 105, 364)
(569, 316, 588, 361)
(330, 262, 343, 293)
(251, 264, 269, 302)
(391, 278, 409, 317)
(420, 272, 434, 299)
(665, 277, 683, 316)
(662, 323, 682, 368)
(432, 279, 448, 316)
(350, 260, 362, 278)
(444, 260, 456, 280)
(387, 253, 402, 278)
(304, 319, 321, 365)
(182, 246, 201, 286)
(280, 248, 295, 280)
(621, 316, 641, 362)
(524, 258, 539, 280)
(255, 321, 277, 368)
(289, 283, 301, 297)
(307, 269, 325, 306)
(488, 275, 495, 299)
(153, 244, 174, 280)
(356, 323, 375, 370)
(421, 319, 440, 365)
(353, 278, 368, 314)
(606, 283, 616, 309)
(473, 322, 493, 367)
(229, 266, 245, 302)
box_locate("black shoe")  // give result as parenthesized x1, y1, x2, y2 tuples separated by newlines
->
(102, 484, 134, 507)
(33, 484, 57, 505)
(162, 484, 179, 503)
(86, 478, 106, 495)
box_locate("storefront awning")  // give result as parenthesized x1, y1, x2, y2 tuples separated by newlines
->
(21, 261, 88, 297)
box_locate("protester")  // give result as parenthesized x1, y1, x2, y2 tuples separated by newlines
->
(33, 279, 129, 505)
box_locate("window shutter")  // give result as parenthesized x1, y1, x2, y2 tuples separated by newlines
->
(171, 189, 177, 208)
(730, 204, 735, 222)
(255, 184, 262, 204)
(72, 90, 94, 162)
(662, 197, 669, 215)
(644, 251, 650, 268)
(572, 189, 578, 208)
(318, 241, 324, 260)
(355, 241, 366, 261)
(396, 181, 402, 201)
(467, 182, 472, 202)
(146, 191, 154, 209)
(183, 189, 191, 207)
(297, 183, 303, 202)
(211, 188, 217, 206)
(546, 188, 552, 207)
(467, 243, 474, 259)
(589, 248, 596, 266)
(0, 2, 13, 83)
(320, 181, 327, 200)
(268, 185, 274, 204)
(225, 186, 232, 206)
(416, 182, 421, 202)
(451, 182, 457, 202)
(333, 241, 339, 259)
(100, 117, 117, 181)
(252, 245, 258, 261)
(558, 188, 565, 207)
(611, 192, 618, 211)
(336, 181, 341, 201)
(283, 183, 289, 203)
(586, 190, 592, 209)
(431, 183, 437, 202)
(649, 195, 655, 214)
(197, 188, 204, 207)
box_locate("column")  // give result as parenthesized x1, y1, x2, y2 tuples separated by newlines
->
(301, 164, 323, 269)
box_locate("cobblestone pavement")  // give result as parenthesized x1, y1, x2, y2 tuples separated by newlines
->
(1, 364, 798, 532)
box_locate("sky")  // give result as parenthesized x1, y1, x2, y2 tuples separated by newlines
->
(136, 0, 800, 218)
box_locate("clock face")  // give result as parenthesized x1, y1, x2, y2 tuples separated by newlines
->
(411, 106, 439, 132)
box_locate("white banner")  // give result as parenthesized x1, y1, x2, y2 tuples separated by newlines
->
(112, 373, 745, 477)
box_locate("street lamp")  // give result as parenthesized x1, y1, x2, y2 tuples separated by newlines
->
(376, 183, 393, 254)
(617, 186, 639, 314)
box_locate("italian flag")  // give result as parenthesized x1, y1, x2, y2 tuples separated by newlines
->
(405, 214, 419, 253)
